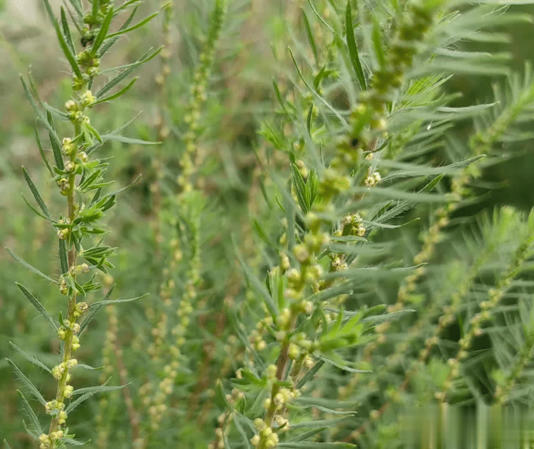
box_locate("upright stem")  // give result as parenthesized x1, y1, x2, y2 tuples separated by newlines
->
(47, 122, 80, 449)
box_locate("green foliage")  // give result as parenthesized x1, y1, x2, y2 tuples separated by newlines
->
(2, 0, 534, 449)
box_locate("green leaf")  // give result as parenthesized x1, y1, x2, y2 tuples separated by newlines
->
(371, 17, 385, 68)
(288, 47, 346, 125)
(105, 11, 158, 39)
(63, 438, 89, 447)
(352, 186, 449, 203)
(15, 283, 58, 330)
(21, 195, 50, 221)
(101, 134, 159, 145)
(214, 380, 233, 410)
(94, 77, 138, 104)
(90, 293, 148, 308)
(292, 163, 309, 214)
(279, 443, 356, 448)
(20, 77, 61, 151)
(60, 7, 75, 54)
(303, 11, 319, 65)
(22, 167, 50, 219)
(92, 0, 100, 18)
(34, 128, 53, 175)
(61, 438, 88, 447)
(345, 0, 366, 90)
(66, 384, 125, 413)
(17, 390, 42, 437)
(59, 240, 69, 274)
(98, 5, 139, 56)
(79, 288, 113, 334)
(72, 383, 125, 397)
(6, 249, 57, 284)
(68, 0, 82, 17)
(318, 354, 368, 373)
(297, 360, 324, 389)
(234, 241, 277, 317)
(96, 47, 162, 98)
(91, 6, 114, 54)
(294, 396, 357, 415)
(233, 414, 253, 449)
(6, 359, 46, 406)
(42, 0, 83, 78)
(10, 342, 51, 374)
(46, 111, 64, 170)
(84, 120, 103, 143)
(291, 417, 353, 429)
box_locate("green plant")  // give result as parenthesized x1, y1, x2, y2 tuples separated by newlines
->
(214, 1, 534, 448)
(4, 0, 534, 448)
(5, 1, 157, 447)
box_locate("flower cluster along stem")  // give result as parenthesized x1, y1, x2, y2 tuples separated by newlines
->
(139, 2, 228, 442)
(151, 1, 174, 254)
(178, 0, 227, 193)
(143, 222, 200, 437)
(361, 71, 534, 365)
(44, 55, 99, 449)
(436, 223, 534, 403)
(247, 2, 444, 447)
(95, 304, 119, 449)
(341, 235, 496, 442)
(494, 331, 534, 404)
(30, 1, 156, 447)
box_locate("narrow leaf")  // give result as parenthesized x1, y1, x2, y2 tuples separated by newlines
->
(59, 240, 69, 274)
(345, 0, 366, 90)
(94, 77, 138, 103)
(15, 283, 58, 330)
(22, 167, 50, 218)
(303, 11, 319, 65)
(17, 390, 42, 436)
(90, 293, 148, 308)
(105, 11, 158, 39)
(97, 47, 162, 97)
(46, 111, 64, 170)
(66, 384, 125, 413)
(279, 443, 356, 448)
(6, 359, 46, 406)
(34, 128, 53, 175)
(91, 6, 114, 54)
(6, 249, 57, 284)
(60, 7, 75, 54)
(42, 0, 83, 78)
(10, 342, 51, 373)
